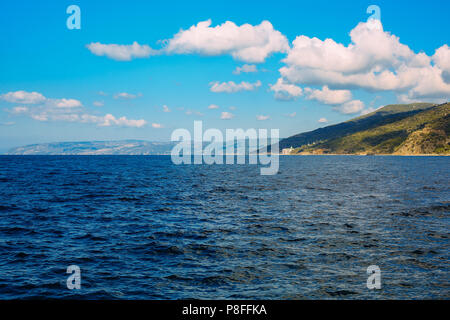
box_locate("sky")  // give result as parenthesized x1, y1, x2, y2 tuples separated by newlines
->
(0, 0, 449, 151)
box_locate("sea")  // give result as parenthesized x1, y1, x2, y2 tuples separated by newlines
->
(0, 155, 448, 299)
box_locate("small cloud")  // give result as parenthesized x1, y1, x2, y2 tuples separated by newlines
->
(256, 115, 270, 121)
(318, 117, 328, 123)
(3, 90, 144, 128)
(152, 123, 163, 128)
(81, 114, 147, 127)
(284, 112, 296, 118)
(98, 91, 108, 96)
(113, 92, 140, 100)
(233, 64, 258, 75)
(185, 110, 204, 116)
(208, 104, 219, 109)
(305, 86, 352, 105)
(162, 105, 170, 112)
(210, 80, 261, 93)
(269, 78, 303, 101)
(93, 101, 104, 107)
(229, 106, 236, 110)
(221, 111, 234, 120)
(51, 98, 82, 108)
(0, 90, 46, 104)
(86, 41, 158, 61)
(31, 113, 48, 121)
(10, 106, 29, 114)
(334, 100, 365, 114)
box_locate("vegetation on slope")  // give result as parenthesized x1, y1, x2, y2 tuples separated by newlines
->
(284, 102, 449, 155)
(278, 103, 435, 151)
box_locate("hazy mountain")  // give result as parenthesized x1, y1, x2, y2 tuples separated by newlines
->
(6, 139, 267, 155)
(280, 102, 449, 155)
(6, 140, 176, 155)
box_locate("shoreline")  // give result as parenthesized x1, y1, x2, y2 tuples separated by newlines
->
(2, 153, 449, 157)
(283, 153, 450, 156)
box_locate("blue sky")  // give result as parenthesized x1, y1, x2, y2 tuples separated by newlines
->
(0, 0, 449, 151)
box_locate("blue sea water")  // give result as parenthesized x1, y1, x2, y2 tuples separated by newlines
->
(0, 155, 448, 299)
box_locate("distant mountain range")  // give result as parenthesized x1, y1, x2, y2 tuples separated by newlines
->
(6, 140, 265, 155)
(279, 102, 449, 155)
(6, 140, 176, 155)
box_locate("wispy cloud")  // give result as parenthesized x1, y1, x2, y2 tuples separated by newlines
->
(210, 80, 261, 93)
(333, 100, 365, 114)
(284, 112, 296, 118)
(2, 90, 146, 128)
(256, 115, 270, 121)
(0, 91, 46, 104)
(93, 101, 104, 107)
(269, 78, 302, 100)
(185, 110, 204, 116)
(152, 123, 163, 128)
(86, 42, 158, 61)
(233, 64, 258, 75)
(220, 111, 234, 120)
(113, 92, 141, 100)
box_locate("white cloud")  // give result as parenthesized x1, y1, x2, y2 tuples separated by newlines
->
(0, 91, 46, 104)
(334, 100, 365, 114)
(51, 98, 82, 108)
(163, 20, 289, 63)
(162, 105, 170, 112)
(304, 86, 352, 105)
(113, 92, 140, 100)
(285, 112, 296, 118)
(1, 91, 82, 109)
(208, 104, 219, 109)
(278, 20, 450, 101)
(10, 106, 29, 114)
(220, 111, 234, 120)
(256, 115, 270, 121)
(210, 80, 261, 93)
(433, 45, 450, 77)
(93, 101, 104, 107)
(86, 41, 157, 61)
(3, 90, 145, 128)
(185, 110, 204, 116)
(233, 64, 258, 74)
(152, 123, 163, 128)
(318, 117, 328, 123)
(269, 78, 302, 100)
(283, 20, 414, 75)
(81, 113, 147, 127)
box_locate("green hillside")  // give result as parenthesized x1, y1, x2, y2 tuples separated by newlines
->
(280, 102, 450, 155)
(277, 103, 435, 151)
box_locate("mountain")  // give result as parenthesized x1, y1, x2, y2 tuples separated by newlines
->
(6, 139, 266, 155)
(280, 102, 449, 155)
(6, 140, 176, 155)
